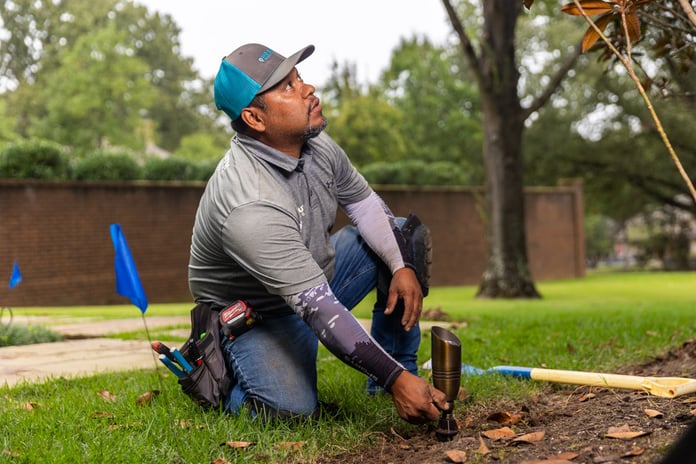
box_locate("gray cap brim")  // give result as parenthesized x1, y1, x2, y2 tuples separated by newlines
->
(259, 45, 315, 93)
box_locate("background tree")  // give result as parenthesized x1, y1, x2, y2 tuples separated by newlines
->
(0, 0, 215, 154)
(441, 0, 584, 298)
(323, 37, 484, 184)
(31, 24, 154, 150)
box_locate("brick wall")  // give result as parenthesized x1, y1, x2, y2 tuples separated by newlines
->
(0, 180, 584, 307)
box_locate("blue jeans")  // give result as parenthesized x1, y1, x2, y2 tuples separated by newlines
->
(220, 219, 421, 417)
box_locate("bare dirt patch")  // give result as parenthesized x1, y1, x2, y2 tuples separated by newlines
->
(318, 339, 696, 464)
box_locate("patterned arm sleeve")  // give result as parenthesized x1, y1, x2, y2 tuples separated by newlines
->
(283, 282, 405, 391)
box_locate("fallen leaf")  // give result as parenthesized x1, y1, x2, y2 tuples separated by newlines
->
(556, 452, 579, 460)
(90, 411, 113, 419)
(622, 448, 645, 457)
(644, 408, 663, 418)
(608, 424, 631, 433)
(20, 401, 39, 411)
(212, 459, 231, 464)
(513, 431, 545, 444)
(107, 421, 143, 430)
(444, 449, 467, 463)
(98, 390, 115, 402)
(457, 386, 468, 401)
(487, 411, 522, 425)
(222, 441, 255, 449)
(521, 460, 574, 464)
(482, 426, 516, 440)
(578, 392, 596, 402)
(274, 441, 305, 451)
(2, 449, 20, 458)
(477, 434, 490, 455)
(399, 443, 411, 450)
(690, 408, 696, 416)
(136, 390, 160, 406)
(605, 424, 651, 440)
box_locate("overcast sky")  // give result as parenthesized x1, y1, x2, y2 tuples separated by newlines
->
(135, 0, 453, 85)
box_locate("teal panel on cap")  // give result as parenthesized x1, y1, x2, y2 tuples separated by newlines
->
(214, 60, 262, 120)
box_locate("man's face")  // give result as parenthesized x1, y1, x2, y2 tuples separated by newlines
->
(259, 68, 327, 141)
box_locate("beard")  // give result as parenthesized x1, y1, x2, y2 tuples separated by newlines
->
(303, 115, 328, 140)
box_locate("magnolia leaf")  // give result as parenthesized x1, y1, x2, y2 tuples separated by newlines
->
(98, 390, 116, 402)
(222, 441, 255, 449)
(605, 424, 650, 439)
(644, 408, 663, 418)
(582, 13, 614, 52)
(20, 401, 39, 411)
(519, 458, 576, 463)
(445, 449, 467, 463)
(512, 431, 545, 444)
(561, 0, 616, 16)
(487, 411, 522, 425)
(477, 434, 490, 455)
(622, 448, 645, 457)
(136, 390, 160, 406)
(625, 12, 641, 42)
(482, 426, 516, 440)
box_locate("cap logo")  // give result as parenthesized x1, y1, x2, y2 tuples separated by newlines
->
(258, 49, 273, 63)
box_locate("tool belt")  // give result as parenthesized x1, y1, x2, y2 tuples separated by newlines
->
(176, 302, 231, 409)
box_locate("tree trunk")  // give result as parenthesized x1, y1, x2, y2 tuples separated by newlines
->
(476, 0, 540, 298)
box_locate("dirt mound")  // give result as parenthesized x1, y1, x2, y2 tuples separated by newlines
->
(318, 340, 696, 464)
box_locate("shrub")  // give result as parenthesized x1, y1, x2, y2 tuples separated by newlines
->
(193, 158, 219, 181)
(0, 139, 71, 180)
(360, 160, 471, 186)
(0, 324, 62, 347)
(143, 156, 200, 181)
(72, 149, 143, 181)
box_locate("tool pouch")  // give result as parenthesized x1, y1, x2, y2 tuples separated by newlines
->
(177, 302, 231, 410)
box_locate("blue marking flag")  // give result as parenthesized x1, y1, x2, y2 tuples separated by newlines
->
(9, 260, 22, 289)
(109, 224, 148, 313)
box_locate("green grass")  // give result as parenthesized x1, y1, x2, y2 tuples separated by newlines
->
(2, 271, 695, 462)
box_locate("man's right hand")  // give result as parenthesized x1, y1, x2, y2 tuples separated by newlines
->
(389, 371, 448, 424)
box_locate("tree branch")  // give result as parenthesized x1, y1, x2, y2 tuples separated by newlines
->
(522, 41, 584, 120)
(677, 0, 696, 28)
(440, 0, 485, 87)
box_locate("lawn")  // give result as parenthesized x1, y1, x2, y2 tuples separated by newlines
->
(1, 271, 695, 463)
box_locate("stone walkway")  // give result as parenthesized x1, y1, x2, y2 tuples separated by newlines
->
(0, 316, 189, 388)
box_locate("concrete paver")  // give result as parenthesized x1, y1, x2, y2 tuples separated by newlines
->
(1, 316, 189, 388)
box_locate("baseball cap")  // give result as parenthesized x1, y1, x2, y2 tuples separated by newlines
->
(214, 43, 315, 120)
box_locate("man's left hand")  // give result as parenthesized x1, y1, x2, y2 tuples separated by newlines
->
(384, 267, 422, 331)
